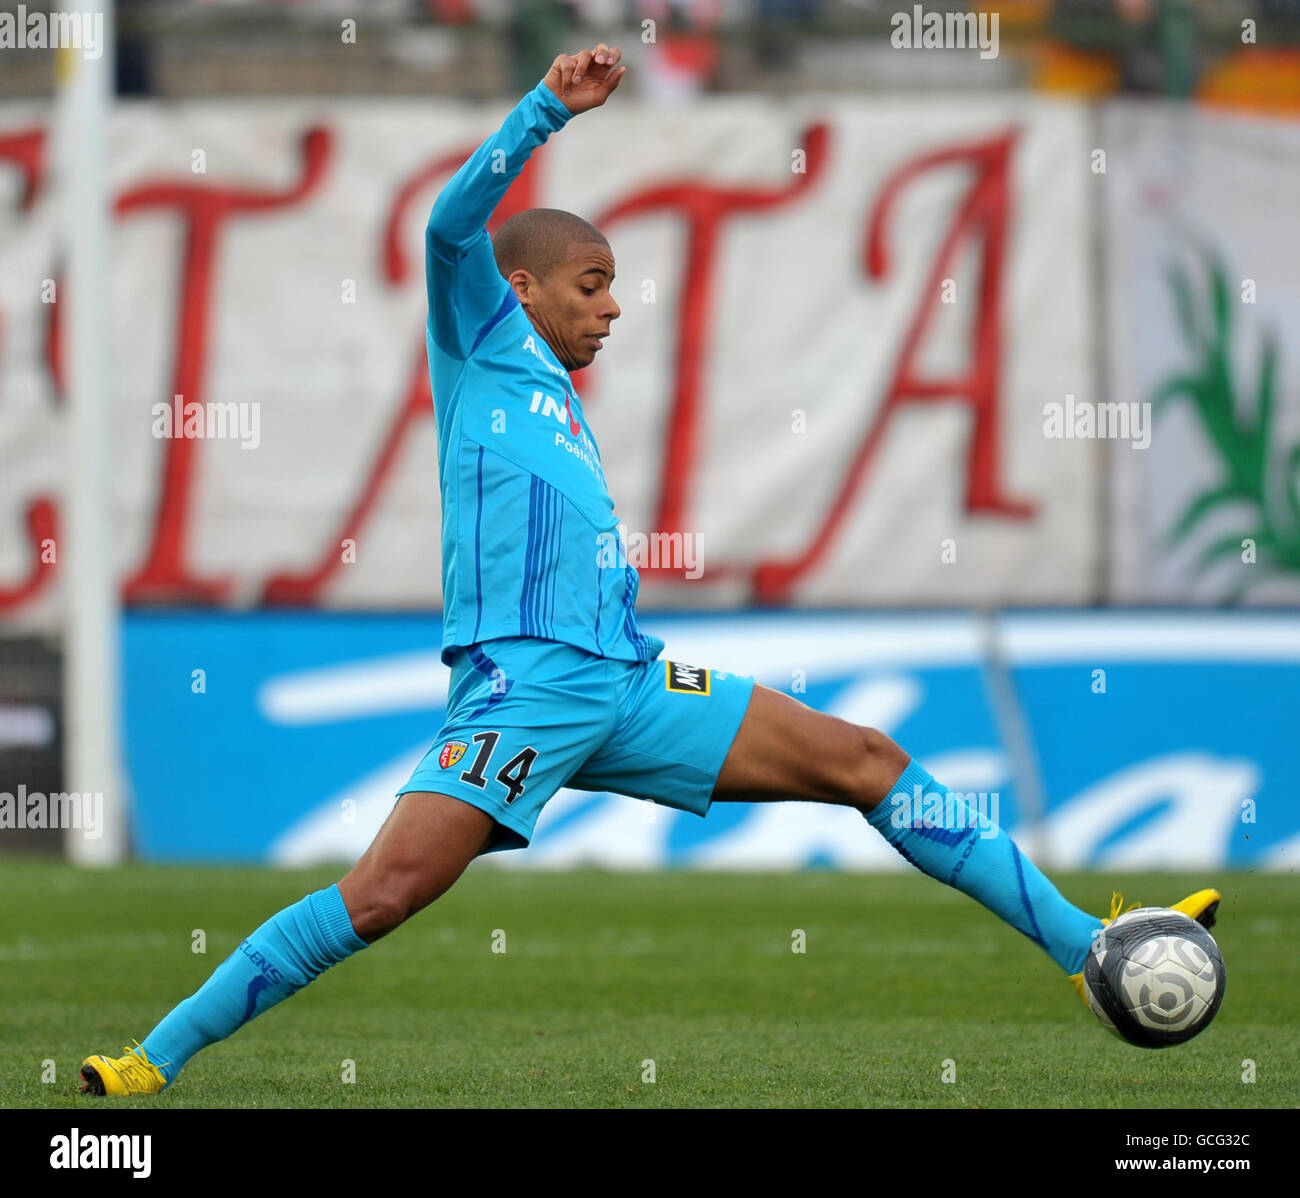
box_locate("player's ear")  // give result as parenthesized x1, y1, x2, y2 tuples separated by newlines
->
(507, 268, 536, 306)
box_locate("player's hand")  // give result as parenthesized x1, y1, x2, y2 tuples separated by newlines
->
(542, 44, 626, 115)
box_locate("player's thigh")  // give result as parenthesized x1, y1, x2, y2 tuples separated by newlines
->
(338, 791, 495, 942)
(711, 683, 909, 808)
(568, 659, 753, 816)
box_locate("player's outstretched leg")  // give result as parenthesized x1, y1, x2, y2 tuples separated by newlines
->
(861, 757, 1220, 1001)
(79, 792, 494, 1096)
(711, 685, 1219, 998)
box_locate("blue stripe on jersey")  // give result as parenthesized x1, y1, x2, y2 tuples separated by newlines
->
(521, 477, 541, 637)
(464, 643, 514, 721)
(469, 291, 518, 357)
(541, 485, 557, 640)
(548, 502, 564, 641)
(636, 567, 650, 659)
(620, 565, 649, 661)
(520, 476, 562, 641)
(471, 447, 485, 644)
(540, 480, 554, 639)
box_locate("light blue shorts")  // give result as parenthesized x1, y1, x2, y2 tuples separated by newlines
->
(398, 636, 755, 852)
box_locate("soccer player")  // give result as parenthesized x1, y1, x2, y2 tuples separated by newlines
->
(80, 44, 1219, 1097)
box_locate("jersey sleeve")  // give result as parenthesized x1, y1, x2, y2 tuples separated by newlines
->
(425, 80, 575, 360)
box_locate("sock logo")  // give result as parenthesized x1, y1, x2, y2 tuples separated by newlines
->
(915, 821, 976, 850)
(237, 939, 284, 1025)
(242, 975, 273, 1025)
(945, 824, 981, 884)
(237, 940, 284, 985)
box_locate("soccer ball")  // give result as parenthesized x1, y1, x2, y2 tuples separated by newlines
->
(1082, 908, 1225, 1048)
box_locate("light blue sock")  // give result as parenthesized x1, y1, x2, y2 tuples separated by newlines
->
(140, 884, 368, 1085)
(866, 760, 1100, 974)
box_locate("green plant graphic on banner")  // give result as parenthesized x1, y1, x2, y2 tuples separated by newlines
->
(1154, 249, 1300, 599)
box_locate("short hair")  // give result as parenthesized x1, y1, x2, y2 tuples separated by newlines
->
(492, 208, 609, 283)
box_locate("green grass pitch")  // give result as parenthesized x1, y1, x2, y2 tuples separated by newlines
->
(3, 863, 1295, 1108)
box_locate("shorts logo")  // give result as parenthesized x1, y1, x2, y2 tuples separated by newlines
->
(439, 740, 467, 769)
(666, 661, 710, 695)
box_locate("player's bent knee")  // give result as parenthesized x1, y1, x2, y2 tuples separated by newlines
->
(340, 891, 405, 944)
(343, 883, 418, 940)
(338, 879, 423, 943)
(850, 725, 910, 810)
(798, 719, 907, 809)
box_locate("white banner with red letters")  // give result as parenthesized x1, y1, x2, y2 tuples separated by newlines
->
(0, 96, 1096, 626)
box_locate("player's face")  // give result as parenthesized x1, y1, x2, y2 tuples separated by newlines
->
(528, 243, 621, 372)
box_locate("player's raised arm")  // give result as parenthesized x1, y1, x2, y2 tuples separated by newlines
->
(425, 45, 626, 359)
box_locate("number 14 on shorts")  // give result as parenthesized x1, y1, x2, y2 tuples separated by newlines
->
(440, 731, 538, 805)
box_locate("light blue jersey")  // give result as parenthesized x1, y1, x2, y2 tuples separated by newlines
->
(425, 81, 663, 667)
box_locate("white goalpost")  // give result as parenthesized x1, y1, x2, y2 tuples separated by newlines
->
(58, 0, 127, 866)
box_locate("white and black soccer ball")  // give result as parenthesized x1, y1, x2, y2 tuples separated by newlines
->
(1082, 908, 1225, 1048)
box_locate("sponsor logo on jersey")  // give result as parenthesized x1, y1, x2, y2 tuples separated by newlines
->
(439, 740, 467, 768)
(529, 388, 600, 458)
(521, 333, 569, 381)
(665, 661, 710, 695)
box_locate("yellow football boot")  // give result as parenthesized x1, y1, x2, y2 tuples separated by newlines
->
(1067, 888, 1221, 1007)
(79, 1041, 168, 1096)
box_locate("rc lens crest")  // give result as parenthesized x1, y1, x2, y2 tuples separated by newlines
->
(439, 740, 468, 769)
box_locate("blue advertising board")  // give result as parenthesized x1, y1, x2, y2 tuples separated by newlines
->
(123, 611, 1300, 870)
